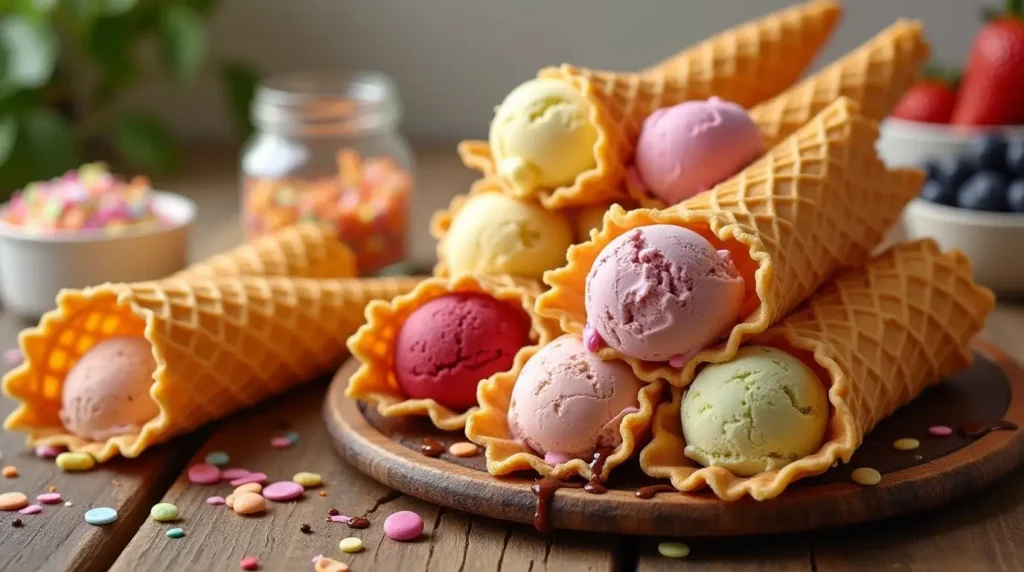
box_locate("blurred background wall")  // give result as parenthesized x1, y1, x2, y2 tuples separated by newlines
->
(134, 0, 986, 143)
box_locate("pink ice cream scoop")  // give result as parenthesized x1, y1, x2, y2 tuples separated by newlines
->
(633, 97, 764, 205)
(507, 335, 644, 461)
(584, 224, 745, 363)
(59, 336, 159, 441)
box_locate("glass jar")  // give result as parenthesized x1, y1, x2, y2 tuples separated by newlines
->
(241, 71, 414, 274)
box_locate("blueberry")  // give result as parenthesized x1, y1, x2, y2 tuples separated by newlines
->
(938, 157, 976, 190)
(924, 160, 945, 182)
(957, 171, 1010, 211)
(1006, 140, 1024, 177)
(920, 179, 958, 205)
(972, 134, 1008, 171)
(1008, 179, 1024, 212)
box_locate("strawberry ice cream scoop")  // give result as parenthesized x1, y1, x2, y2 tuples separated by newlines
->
(393, 293, 531, 411)
(59, 336, 159, 441)
(584, 225, 745, 363)
(507, 335, 644, 461)
(633, 97, 763, 205)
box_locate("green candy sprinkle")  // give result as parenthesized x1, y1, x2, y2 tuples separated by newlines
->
(204, 451, 230, 466)
(166, 528, 185, 539)
(658, 542, 690, 559)
(84, 507, 117, 525)
(150, 503, 179, 522)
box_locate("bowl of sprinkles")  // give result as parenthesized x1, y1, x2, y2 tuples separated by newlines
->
(0, 163, 195, 317)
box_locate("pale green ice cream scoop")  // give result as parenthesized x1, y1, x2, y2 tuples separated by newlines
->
(681, 345, 829, 477)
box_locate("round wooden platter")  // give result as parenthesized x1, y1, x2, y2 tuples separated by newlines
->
(323, 339, 1024, 537)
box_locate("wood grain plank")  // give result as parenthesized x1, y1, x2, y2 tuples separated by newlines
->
(636, 535, 812, 571)
(0, 312, 199, 572)
(110, 383, 620, 572)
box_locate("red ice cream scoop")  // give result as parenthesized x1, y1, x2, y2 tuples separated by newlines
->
(393, 293, 531, 411)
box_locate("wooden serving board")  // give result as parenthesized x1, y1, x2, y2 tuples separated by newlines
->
(323, 339, 1024, 537)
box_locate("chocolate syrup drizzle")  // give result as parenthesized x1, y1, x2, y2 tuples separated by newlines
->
(634, 484, 676, 500)
(420, 437, 445, 457)
(531, 477, 583, 533)
(584, 448, 614, 494)
(958, 420, 1018, 439)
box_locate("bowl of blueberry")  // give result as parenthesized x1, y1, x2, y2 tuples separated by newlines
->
(900, 133, 1024, 294)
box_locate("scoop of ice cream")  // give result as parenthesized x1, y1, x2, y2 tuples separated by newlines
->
(507, 334, 645, 460)
(489, 78, 599, 192)
(584, 224, 745, 363)
(574, 203, 610, 242)
(681, 345, 829, 477)
(59, 336, 159, 441)
(443, 192, 574, 280)
(394, 293, 531, 411)
(634, 97, 764, 205)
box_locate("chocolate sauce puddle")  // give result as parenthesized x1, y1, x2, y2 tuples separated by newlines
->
(635, 484, 676, 499)
(958, 420, 1018, 439)
(420, 437, 445, 457)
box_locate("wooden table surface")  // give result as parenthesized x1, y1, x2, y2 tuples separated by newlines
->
(2, 147, 1024, 572)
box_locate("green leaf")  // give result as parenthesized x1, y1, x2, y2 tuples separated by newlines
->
(220, 62, 260, 139)
(184, 0, 219, 15)
(114, 113, 179, 172)
(0, 108, 80, 192)
(0, 115, 16, 165)
(0, 16, 57, 88)
(101, 0, 137, 15)
(159, 4, 205, 83)
(89, 15, 137, 103)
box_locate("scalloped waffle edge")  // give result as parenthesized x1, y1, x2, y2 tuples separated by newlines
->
(2, 276, 423, 461)
(345, 274, 561, 431)
(639, 240, 995, 501)
(465, 336, 666, 481)
(536, 97, 925, 388)
(457, 0, 842, 209)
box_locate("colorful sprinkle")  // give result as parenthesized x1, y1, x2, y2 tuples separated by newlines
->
(292, 472, 322, 487)
(225, 495, 235, 509)
(84, 507, 118, 525)
(35, 444, 64, 458)
(338, 537, 363, 553)
(204, 451, 230, 466)
(232, 492, 266, 515)
(187, 463, 221, 484)
(383, 510, 424, 541)
(166, 528, 185, 539)
(229, 473, 268, 487)
(448, 442, 479, 457)
(300, 523, 312, 534)
(285, 431, 300, 444)
(221, 468, 251, 481)
(240, 556, 259, 570)
(206, 496, 225, 506)
(929, 425, 953, 437)
(319, 490, 327, 497)
(18, 504, 42, 515)
(37, 492, 62, 504)
(4, 348, 23, 366)
(314, 556, 350, 572)
(2, 465, 17, 478)
(0, 492, 28, 511)
(893, 438, 920, 451)
(263, 481, 304, 501)
(270, 437, 292, 449)
(150, 503, 179, 522)
(234, 483, 262, 495)
(64, 501, 73, 507)
(851, 467, 882, 486)
(56, 452, 95, 472)
(658, 542, 690, 558)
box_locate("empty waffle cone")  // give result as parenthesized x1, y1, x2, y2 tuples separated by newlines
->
(346, 274, 561, 430)
(537, 97, 925, 388)
(2, 275, 422, 461)
(640, 239, 995, 501)
(466, 337, 665, 482)
(458, 0, 841, 209)
(176, 222, 357, 279)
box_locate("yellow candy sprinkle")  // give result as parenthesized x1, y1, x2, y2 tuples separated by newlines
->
(893, 438, 920, 451)
(851, 467, 882, 486)
(339, 537, 363, 553)
(56, 452, 95, 472)
(293, 472, 323, 487)
(658, 542, 690, 558)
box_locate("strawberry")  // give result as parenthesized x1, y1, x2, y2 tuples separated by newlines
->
(951, 0, 1024, 126)
(890, 69, 959, 123)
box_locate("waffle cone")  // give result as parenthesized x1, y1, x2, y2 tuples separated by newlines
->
(176, 222, 357, 279)
(346, 274, 561, 430)
(537, 97, 924, 387)
(458, 0, 841, 209)
(466, 337, 665, 482)
(2, 276, 422, 461)
(640, 240, 995, 501)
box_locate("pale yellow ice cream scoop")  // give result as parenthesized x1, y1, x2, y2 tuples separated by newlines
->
(489, 78, 599, 192)
(681, 345, 829, 477)
(443, 192, 573, 280)
(59, 336, 159, 441)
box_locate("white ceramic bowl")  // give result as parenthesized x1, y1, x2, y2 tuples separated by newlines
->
(877, 117, 1024, 168)
(0, 191, 196, 318)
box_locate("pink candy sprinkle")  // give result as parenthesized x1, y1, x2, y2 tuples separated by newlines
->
(240, 556, 259, 570)
(229, 472, 268, 487)
(312, 555, 324, 564)
(329, 515, 352, 523)
(384, 510, 424, 541)
(187, 463, 221, 485)
(35, 444, 65, 458)
(270, 437, 292, 449)
(929, 425, 953, 437)
(37, 493, 61, 504)
(220, 468, 251, 481)
(543, 451, 571, 465)
(19, 504, 42, 515)
(4, 348, 23, 366)
(206, 496, 225, 506)
(262, 481, 304, 501)
(582, 324, 602, 352)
